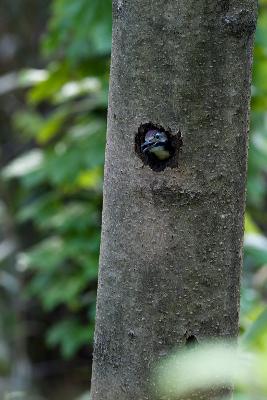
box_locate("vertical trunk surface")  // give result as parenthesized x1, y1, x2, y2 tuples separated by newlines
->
(91, 1, 257, 399)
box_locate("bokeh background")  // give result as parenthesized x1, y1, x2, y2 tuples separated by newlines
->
(1, 0, 267, 399)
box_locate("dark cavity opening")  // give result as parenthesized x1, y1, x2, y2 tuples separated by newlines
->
(186, 335, 198, 348)
(135, 122, 183, 172)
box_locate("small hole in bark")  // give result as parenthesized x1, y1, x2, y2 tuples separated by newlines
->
(186, 335, 198, 347)
(128, 330, 135, 339)
(135, 122, 182, 172)
(117, 0, 125, 11)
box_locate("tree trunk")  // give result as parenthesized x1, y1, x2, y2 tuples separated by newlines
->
(91, 1, 257, 399)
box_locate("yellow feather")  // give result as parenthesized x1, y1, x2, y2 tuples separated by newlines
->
(150, 146, 170, 160)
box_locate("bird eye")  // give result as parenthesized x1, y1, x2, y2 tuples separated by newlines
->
(155, 132, 161, 139)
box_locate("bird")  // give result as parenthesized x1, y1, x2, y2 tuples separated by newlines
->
(141, 130, 171, 161)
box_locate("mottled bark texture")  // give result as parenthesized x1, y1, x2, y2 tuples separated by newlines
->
(91, 1, 257, 399)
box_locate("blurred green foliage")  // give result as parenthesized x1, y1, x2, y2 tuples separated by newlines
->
(2, 0, 112, 358)
(156, 340, 267, 400)
(241, 0, 267, 353)
(1, 0, 267, 378)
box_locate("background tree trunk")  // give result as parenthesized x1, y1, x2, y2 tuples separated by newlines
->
(91, 0, 258, 399)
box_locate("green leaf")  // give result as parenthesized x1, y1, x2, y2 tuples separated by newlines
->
(242, 308, 267, 346)
(46, 319, 91, 358)
(2, 150, 44, 179)
(155, 342, 251, 398)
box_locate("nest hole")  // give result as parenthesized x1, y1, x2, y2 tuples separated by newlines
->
(135, 122, 183, 172)
(186, 335, 198, 348)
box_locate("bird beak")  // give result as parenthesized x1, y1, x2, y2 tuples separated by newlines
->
(141, 140, 153, 153)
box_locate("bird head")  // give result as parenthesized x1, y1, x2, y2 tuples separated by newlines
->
(141, 130, 171, 161)
(141, 130, 168, 153)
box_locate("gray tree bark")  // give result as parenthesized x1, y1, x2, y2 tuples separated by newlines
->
(91, 1, 258, 399)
